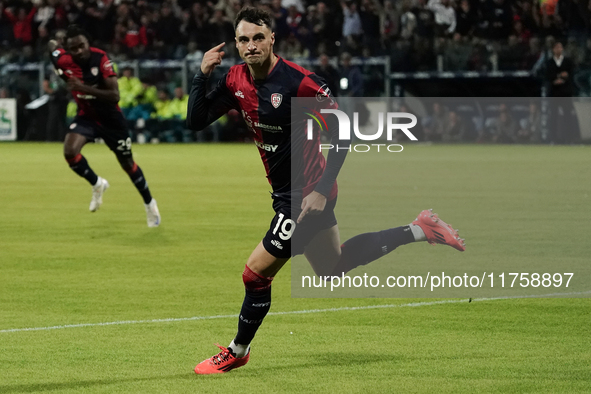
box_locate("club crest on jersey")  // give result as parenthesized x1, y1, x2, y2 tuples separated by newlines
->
(271, 93, 282, 108)
(91, 67, 99, 76)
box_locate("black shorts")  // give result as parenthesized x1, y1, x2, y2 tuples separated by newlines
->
(262, 193, 338, 259)
(68, 116, 132, 159)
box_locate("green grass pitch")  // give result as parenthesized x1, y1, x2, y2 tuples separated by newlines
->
(0, 142, 590, 393)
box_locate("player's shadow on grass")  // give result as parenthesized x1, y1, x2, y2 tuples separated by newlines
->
(0, 373, 195, 393)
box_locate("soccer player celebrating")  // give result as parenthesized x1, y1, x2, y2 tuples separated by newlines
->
(187, 7, 465, 374)
(49, 26, 161, 227)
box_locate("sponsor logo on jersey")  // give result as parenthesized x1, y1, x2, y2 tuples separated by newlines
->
(254, 140, 279, 152)
(52, 50, 61, 57)
(91, 67, 99, 76)
(254, 122, 283, 132)
(271, 93, 282, 108)
(235, 90, 244, 98)
(316, 84, 334, 105)
(103, 61, 113, 71)
(270, 240, 283, 250)
(76, 94, 96, 100)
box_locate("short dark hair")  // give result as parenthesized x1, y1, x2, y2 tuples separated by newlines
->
(65, 25, 90, 41)
(234, 7, 272, 31)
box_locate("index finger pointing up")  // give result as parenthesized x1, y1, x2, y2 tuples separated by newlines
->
(209, 42, 226, 53)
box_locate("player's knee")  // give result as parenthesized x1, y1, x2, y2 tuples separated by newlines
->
(63, 146, 80, 161)
(118, 158, 136, 173)
(63, 151, 81, 164)
(243, 265, 273, 292)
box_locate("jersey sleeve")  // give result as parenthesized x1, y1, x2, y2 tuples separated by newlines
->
(186, 70, 238, 131)
(51, 48, 68, 81)
(100, 54, 116, 79)
(297, 72, 347, 198)
(296, 73, 338, 110)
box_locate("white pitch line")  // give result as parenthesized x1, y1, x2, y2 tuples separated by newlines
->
(1, 291, 589, 334)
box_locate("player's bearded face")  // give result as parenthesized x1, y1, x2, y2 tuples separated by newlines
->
(235, 21, 275, 66)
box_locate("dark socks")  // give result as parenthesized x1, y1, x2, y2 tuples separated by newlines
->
(66, 154, 98, 186)
(234, 287, 272, 345)
(126, 162, 152, 204)
(234, 265, 273, 346)
(331, 226, 415, 276)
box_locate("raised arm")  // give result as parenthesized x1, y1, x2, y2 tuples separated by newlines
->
(187, 42, 237, 130)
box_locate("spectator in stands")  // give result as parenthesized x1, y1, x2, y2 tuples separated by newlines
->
(3, 2, 36, 47)
(314, 53, 340, 97)
(34, 0, 56, 34)
(547, 41, 575, 97)
(186, 41, 204, 73)
(443, 32, 471, 70)
(428, 0, 456, 37)
(514, 0, 538, 36)
(338, 52, 364, 97)
(280, 33, 309, 59)
(341, 1, 363, 55)
(35, 25, 51, 61)
(455, 0, 476, 38)
(151, 89, 171, 120)
(285, 5, 303, 38)
(486, 0, 513, 41)
(574, 38, 591, 96)
(399, 1, 416, 42)
(560, 0, 589, 47)
(127, 78, 158, 122)
(188, 3, 211, 53)
(516, 102, 541, 143)
(442, 110, 466, 142)
(512, 19, 531, 45)
(0, 2, 14, 47)
(155, 3, 180, 58)
(124, 19, 146, 57)
(270, 0, 289, 45)
(538, 6, 562, 39)
(546, 41, 580, 143)
(313, 2, 337, 55)
(380, 0, 400, 43)
(169, 87, 188, 120)
(118, 67, 143, 118)
(360, 0, 381, 55)
(209, 9, 235, 55)
(523, 36, 542, 70)
(146, 88, 171, 141)
(412, 0, 435, 40)
(532, 35, 556, 77)
(423, 102, 447, 141)
(489, 104, 517, 143)
(499, 35, 527, 71)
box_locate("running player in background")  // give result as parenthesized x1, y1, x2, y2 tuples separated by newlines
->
(49, 25, 160, 227)
(187, 7, 465, 374)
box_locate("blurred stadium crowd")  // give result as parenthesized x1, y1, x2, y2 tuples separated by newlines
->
(0, 0, 588, 144)
(1, 0, 591, 72)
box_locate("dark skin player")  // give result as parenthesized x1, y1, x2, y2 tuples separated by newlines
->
(61, 34, 134, 173)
